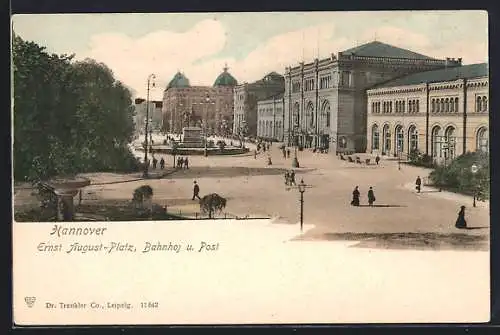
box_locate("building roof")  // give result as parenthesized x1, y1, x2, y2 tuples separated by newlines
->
(374, 63, 488, 89)
(166, 71, 190, 90)
(341, 41, 436, 60)
(213, 64, 238, 87)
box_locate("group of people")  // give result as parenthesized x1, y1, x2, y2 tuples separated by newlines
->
(351, 186, 376, 206)
(149, 156, 165, 170)
(257, 141, 271, 153)
(176, 156, 189, 169)
(284, 170, 296, 186)
(281, 147, 292, 159)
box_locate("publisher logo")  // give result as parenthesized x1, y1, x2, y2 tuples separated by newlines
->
(24, 297, 36, 308)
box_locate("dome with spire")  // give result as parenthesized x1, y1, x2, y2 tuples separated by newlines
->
(166, 71, 190, 90)
(213, 64, 238, 87)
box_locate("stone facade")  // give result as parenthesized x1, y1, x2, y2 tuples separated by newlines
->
(233, 72, 285, 137)
(366, 65, 489, 165)
(283, 41, 461, 153)
(256, 93, 285, 141)
(162, 68, 236, 136)
(134, 99, 162, 133)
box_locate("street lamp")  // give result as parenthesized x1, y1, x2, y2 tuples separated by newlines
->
(298, 179, 306, 232)
(471, 163, 479, 207)
(143, 73, 156, 178)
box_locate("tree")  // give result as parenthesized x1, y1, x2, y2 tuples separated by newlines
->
(199, 193, 227, 219)
(132, 185, 154, 211)
(13, 36, 139, 182)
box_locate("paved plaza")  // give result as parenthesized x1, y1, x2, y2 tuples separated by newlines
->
(69, 136, 490, 249)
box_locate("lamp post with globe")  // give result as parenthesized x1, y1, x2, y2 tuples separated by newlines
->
(143, 73, 156, 178)
(298, 179, 306, 232)
(471, 163, 479, 207)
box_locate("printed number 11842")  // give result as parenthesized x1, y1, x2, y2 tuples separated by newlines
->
(141, 302, 159, 309)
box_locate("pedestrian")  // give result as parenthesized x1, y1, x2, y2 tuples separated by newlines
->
(284, 171, 289, 186)
(192, 181, 201, 200)
(367, 187, 376, 206)
(152, 157, 158, 169)
(351, 186, 360, 206)
(159, 157, 165, 170)
(415, 176, 422, 193)
(282, 148, 286, 158)
(263, 145, 266, 153)
(375, 155, 380, 165)
(455, 206, 467, 229)
(290, 170, 296, 186)
(286, 148, 291, 158)
(267, 156, 272, 165)
(184, 157, 189, 169)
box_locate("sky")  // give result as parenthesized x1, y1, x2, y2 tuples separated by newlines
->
(12, 11, 488, 100)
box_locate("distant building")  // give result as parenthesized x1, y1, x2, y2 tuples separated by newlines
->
(134, 98, 162, 133)
(284, 41, 462, 153)
(161, 66, 237, 136)
(366, 63, 489, 164)
(256, 93, 285, 141)
(233, 72, 285, 137)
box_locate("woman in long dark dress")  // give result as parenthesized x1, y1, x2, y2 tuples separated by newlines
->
(351, 186, 360, 206)
(455, 205, 467, 229)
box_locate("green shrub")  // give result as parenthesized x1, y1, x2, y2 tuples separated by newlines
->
(429, 151, 489, 199)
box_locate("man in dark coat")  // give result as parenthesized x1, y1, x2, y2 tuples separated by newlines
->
(159, 157, 165, 169)
(416, 176, 422, 193)
(286, 149, 291, 158)
(184, 157, 189, 169)
(351, 186, 360, 206)
(367, 187, 376, 206)
(152, 157, 158, 169)
(290, 170, 296, 186)
(375, 155, 380, 165)
(192, 181, 201, 200)
(455, 205, 467, 229)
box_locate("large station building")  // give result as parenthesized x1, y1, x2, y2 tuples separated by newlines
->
(366, 63, 489, 164)
(161, 65, 238, 136)
(283, 41, 465, 153)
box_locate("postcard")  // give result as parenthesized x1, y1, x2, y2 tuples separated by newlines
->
(11, 11, 490, 325)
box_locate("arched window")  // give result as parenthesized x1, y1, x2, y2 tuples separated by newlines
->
(476, 96, 482, 112)
(402, 101, 405, 113)
(395, 125, 404, 154)
(482, 96, 488, 112)
(440, 98, 445, 112)
(476, 127, 489, 152)
(408, 126, 418, 153)
(304, 102, 314, 129)
(416, 100, 419, 113)
(293, 103, 300, 127)
(436, 99, 440, 112)
(445, 98, 449, 112)
(444, 126, 456, 159)
(431, 126, 442, 158)
(371, 124, 380, 150)
(431, 99, 435, 113)
(320, 100, 331, 129)
(382, 124, 391, 154)
(450, 99, 455, 112)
